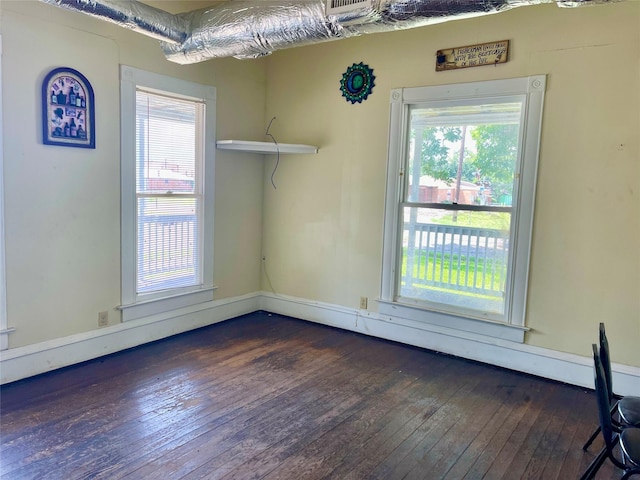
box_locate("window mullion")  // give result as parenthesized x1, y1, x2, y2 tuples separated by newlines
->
(137, 193, 199, 199)
(402, 201, 512, 213)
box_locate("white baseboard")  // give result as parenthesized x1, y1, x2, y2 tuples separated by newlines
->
(2, 290, 638, 397)
(258, 292, 640, 397)
(0, 292, 261, 384)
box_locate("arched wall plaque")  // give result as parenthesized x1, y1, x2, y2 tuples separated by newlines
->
(42, 67, 95, 149)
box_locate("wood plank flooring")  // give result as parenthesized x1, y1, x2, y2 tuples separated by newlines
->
(0, 312, 623, 479)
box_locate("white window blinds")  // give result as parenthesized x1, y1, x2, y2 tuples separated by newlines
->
(135, 90, 205, 294)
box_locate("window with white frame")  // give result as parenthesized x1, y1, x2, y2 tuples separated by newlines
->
(380, 76, 546, 342)
(120, 66, 216, 321)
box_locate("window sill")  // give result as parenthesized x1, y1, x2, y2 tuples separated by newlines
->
(118, 286, 217, 322)
(377, 299, 527, 343)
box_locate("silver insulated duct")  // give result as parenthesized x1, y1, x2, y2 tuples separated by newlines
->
(40, 0, 608, 63)
(39, 0, 189, 44)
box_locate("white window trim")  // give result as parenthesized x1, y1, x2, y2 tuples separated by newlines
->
(380, 75, 546, 342)
(119, 66, 216, 322)
(0, 34, 8, 350)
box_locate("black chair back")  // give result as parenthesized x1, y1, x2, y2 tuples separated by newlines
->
(599, 323, 615, 402)
(593, 343, 616, 452)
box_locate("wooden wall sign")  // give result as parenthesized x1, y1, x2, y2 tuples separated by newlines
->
(436, 40, 509, 71)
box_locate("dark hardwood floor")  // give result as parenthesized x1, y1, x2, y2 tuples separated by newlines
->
(0, 312, 622, 479)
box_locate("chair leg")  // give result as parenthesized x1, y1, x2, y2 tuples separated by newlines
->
(583, 426, 601, 451)
(580, 447, 608, 480)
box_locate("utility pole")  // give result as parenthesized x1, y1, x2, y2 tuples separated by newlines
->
(453, 125, 467, 222)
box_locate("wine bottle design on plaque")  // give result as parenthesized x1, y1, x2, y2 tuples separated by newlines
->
(42, 67, 95, 149)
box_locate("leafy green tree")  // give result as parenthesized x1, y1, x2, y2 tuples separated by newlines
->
(411, 123, 518, 203)
(417, 126, 462, 182)
(470, 124, 519, 199)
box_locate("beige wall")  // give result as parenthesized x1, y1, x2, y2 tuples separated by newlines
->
(263, 2, 640, 366)
(1, 0, 265, 347)
(1, 0, 638, 369)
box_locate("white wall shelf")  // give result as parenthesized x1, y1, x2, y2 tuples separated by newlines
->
(216, 140, 318, 155)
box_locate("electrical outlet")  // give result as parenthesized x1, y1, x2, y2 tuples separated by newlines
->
(359, 297, 368, 310)
(98, 311, 108, 327)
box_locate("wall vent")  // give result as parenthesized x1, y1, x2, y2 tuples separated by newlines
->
(326, 0, 373, 15)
